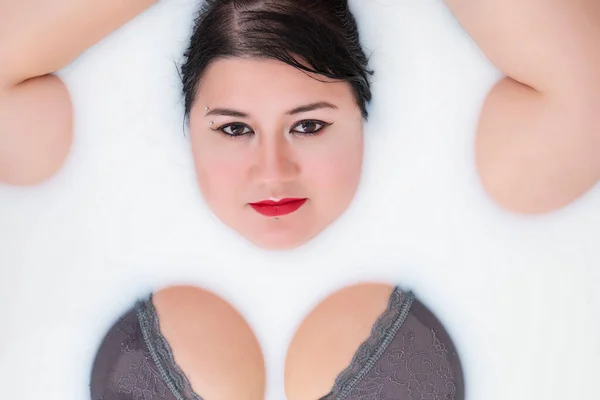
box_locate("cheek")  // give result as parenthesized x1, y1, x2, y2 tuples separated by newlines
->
(191, 135, 248, 202)
(304, 130, 364, 197)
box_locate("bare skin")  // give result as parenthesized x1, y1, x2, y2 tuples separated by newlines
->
(149, 283, 395, 400)
(443, 0, 600, 213)
(0, 0, 159, 185)
(152, 286, 265, 400)
(285, 283, 395, 400)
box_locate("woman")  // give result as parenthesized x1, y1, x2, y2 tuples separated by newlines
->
(0, 0, 597, 220)
(1, 0, 595, 399)
(1, 0, 598, 248)
(0, 0, 372, 250)
(180, 0, 372, 250)
(1, 2, 464, 400)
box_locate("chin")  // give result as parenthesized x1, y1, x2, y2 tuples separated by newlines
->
(245, 230, 316, 251)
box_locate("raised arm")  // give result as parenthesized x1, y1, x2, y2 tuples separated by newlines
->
(0, 0, 158, 185)
(443, 0, 600, 213)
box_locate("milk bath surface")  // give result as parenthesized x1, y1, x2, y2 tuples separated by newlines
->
(0, 1, 598, 399)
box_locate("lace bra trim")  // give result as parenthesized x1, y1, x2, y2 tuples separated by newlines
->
(321, 287, 415, 400)
(137, 297, 204, 400)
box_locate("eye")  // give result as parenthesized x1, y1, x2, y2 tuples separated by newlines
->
(219, 123, 254, 137)
(291, 120, 331, 135)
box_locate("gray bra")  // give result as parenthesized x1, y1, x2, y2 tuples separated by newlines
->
(90, 287, 464, 399)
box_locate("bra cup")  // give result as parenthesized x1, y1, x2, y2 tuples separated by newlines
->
(90, 306, 180, 400)
(285, 283, 397, 400)
(285, 283, 464, 400)
(328, 297, 465, 400)
(408, 298, 465, 400)
(151, 286, 266, 400)
(90, 286, 266, 400)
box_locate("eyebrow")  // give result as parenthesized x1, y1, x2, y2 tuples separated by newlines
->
(204, 102, 338, 118)
(287, 102, 338, 115)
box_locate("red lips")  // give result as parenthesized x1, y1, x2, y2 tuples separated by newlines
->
(249, 198, 307, 217)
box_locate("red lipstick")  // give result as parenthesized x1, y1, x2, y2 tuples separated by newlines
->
(249, 198, 307, 217)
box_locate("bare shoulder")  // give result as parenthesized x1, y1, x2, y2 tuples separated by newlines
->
(0, 75, 73, 185)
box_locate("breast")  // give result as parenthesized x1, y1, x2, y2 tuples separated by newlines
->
(90, 285, 265, 400)
(285, 283, 465, 400)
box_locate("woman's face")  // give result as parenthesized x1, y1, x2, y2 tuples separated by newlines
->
(189, 58, 364, 250)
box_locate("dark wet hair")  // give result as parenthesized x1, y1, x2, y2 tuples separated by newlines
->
(180, 0, 374, 120)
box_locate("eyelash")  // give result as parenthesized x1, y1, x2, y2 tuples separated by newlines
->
(213, 120, 333, 139)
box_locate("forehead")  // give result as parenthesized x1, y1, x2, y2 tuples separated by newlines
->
(195, 57, 356, 108)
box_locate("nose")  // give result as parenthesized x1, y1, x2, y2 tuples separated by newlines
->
(250, 135, 300, 184)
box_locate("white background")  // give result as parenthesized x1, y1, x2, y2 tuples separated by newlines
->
(0, 0, 598, 399)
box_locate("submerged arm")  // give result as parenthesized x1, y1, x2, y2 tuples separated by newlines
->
(443, 0, 600, 213)
(0, 0, 158, 185)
